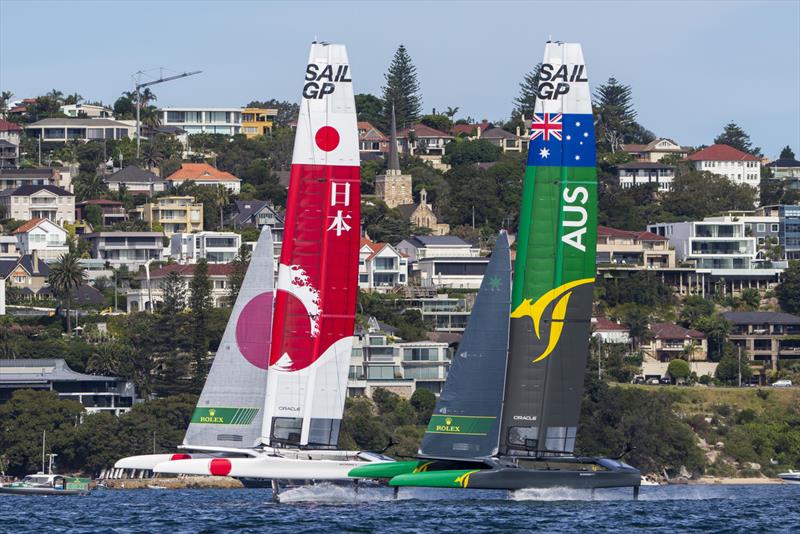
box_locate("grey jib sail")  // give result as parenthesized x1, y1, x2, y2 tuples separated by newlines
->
(184, 227, 275, 449)
(419, 231, 511, 460)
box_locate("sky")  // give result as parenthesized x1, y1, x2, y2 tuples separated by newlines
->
(1, 0, 798, 157)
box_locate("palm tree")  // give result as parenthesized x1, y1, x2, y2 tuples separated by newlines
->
(48, 252, 87, 334)
(0, 90, 13, 118)
(213, 184, 230, 230)
(63, 92, 83, 106)
(75, 173, 108, 201)
(46, 89, 64, 105)
(141, 140, 163, 170)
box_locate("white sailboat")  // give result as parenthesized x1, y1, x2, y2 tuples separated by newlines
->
(115, 43, 392, 496)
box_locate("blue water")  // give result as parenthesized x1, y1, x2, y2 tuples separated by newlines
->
(2, 484, 798, 533)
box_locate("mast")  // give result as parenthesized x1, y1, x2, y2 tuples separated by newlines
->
(262, 42, 360, 448)
(499, 42, 597, 457)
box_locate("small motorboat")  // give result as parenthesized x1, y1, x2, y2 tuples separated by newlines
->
(0, 473, 91, 496)
(778, 470, 800, 484)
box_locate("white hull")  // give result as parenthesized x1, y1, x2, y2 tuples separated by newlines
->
(114, 453, 212, 471)
(778, 470, 800, 484)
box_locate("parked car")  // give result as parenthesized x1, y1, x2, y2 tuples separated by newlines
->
(633, 376, 645, 384)
(771, 379, 793, 388)
(646, 378, 660, 385)
(659, 377, 672, 385)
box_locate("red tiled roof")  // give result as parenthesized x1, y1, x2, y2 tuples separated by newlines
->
(0, 119, 22, 132)
(167, 163, 240, 182)
(77, 199, 123, 206)
(688, 144, 759, 162)
(651, 322, 706, 340)
(357, 121, 387, 140)
(138, 263, 234, 279)
(13, 218, 46, 234)
(598, 225, 667, 242)
(397, 123, 454, 139)
(593, 317, 629, 332)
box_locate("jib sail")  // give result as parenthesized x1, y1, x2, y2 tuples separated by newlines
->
(499, 42, 598, 457)
(261, 42, 360, 449)
(419, 232, 512, 460)
(185, 227, 275, 448)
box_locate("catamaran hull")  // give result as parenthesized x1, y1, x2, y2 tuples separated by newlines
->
(389, 467, 641, 490)
(113, 453, 212, 471)
(153, 456, 388, 482)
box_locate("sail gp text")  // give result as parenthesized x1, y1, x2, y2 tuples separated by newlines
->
(303, 64, 352, 99)
(536, 63, 587, 100)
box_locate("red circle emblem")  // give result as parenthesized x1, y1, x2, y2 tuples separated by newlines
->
(235, 291, 274, 370)
(209, 458, 232, 476)
(315, 126, 340, 152)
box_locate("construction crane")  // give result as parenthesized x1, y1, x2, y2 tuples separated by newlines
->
(133, 69, 202, 157)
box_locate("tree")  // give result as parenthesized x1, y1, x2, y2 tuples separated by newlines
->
(381, 45, 422, 130)
(779, 145, 795, 159)
(667, 359, 691, 383)
(663, 171, 757, 220)
(612, 303, 651, 350)
(776, 261, 800, 314)
(189, 259, 212, 391)
(694, 314, 731, 361)
(227, 244, 251, 305)
(513, 64, 541, 120)
(355, 94, 383, 126)
(594, 77, 646, 153)
(410, 388, 436, 425)
(47, 252, 87, 333)
(74, 173, 109, 201)
(715, 351, 752, 385)
(212, 184, 229, 230)
(0, 90, 13, 118)
(739, 288, 760, 311)
(679, 296, 715, 328)
(714, 122, 761, 157)
(419, 114, 452, 134)
(162, 271, 187, 314)
(443, 139, 501, 166)
(84, 204, 103, 229)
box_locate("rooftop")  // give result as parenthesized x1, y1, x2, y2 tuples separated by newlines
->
(617, 161, 675, 170)
(767, 158, 800, 168)
(721, 311, 800, 326)
(405, 235, 472, 247)
(598, 225, 668, 242)
(688, 144, 760, 162)
(26, 118, 131, 128)
(0, 119, 23, 132)
(167, 163, 240, 182)
(0, 184, 73, 197)
(397, 123, 454, 139)
(105, 165, 162, 184)
(13, 217, 63, 234)
(651, 322, 706, 340)
(137, 262, 235, 279)
(0, 358, 119, 383)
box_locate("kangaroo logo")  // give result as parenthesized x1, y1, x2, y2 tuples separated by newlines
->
(454, 470, 480, 488)
(510, 278, 594, 363)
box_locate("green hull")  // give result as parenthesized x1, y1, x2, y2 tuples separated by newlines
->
(348, 460, 425, 479)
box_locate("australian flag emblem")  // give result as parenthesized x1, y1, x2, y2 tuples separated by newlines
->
(528, 113, 596, 167)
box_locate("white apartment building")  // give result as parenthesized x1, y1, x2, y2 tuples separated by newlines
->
(359, 240, 408, 292)
(347, 318, 451, 398)
(126, 263, 234, 312)
(159, 108, 242, 136)
(84, 232, 164, 269)
(0, 185, 75, 225)
(396, 236, 486, 289)
(647, 219, 756, 270)
(13, 218, 69, 262)
(170, 231, 241, 264)
(25, 118, 134, 142)
(617, 162, 676, 191)
(688, 144, 761, 191)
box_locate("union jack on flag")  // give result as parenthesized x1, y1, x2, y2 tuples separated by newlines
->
(529, 113, 563, 142)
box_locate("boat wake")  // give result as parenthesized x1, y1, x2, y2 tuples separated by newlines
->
(276, 483, 394, 504)
(510, 485, 735, 502)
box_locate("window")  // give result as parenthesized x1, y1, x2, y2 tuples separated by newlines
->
(771, 224, 779, 232)
(757, 224, 766, 232)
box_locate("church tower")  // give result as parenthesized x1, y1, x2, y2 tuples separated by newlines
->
(374, 104, 413, 208)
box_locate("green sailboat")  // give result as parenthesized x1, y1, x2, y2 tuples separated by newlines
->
(350, 41, 641, 496)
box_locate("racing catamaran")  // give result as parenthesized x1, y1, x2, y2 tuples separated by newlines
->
(115, 43, 392, 497)
(349, 41, 641, 497)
